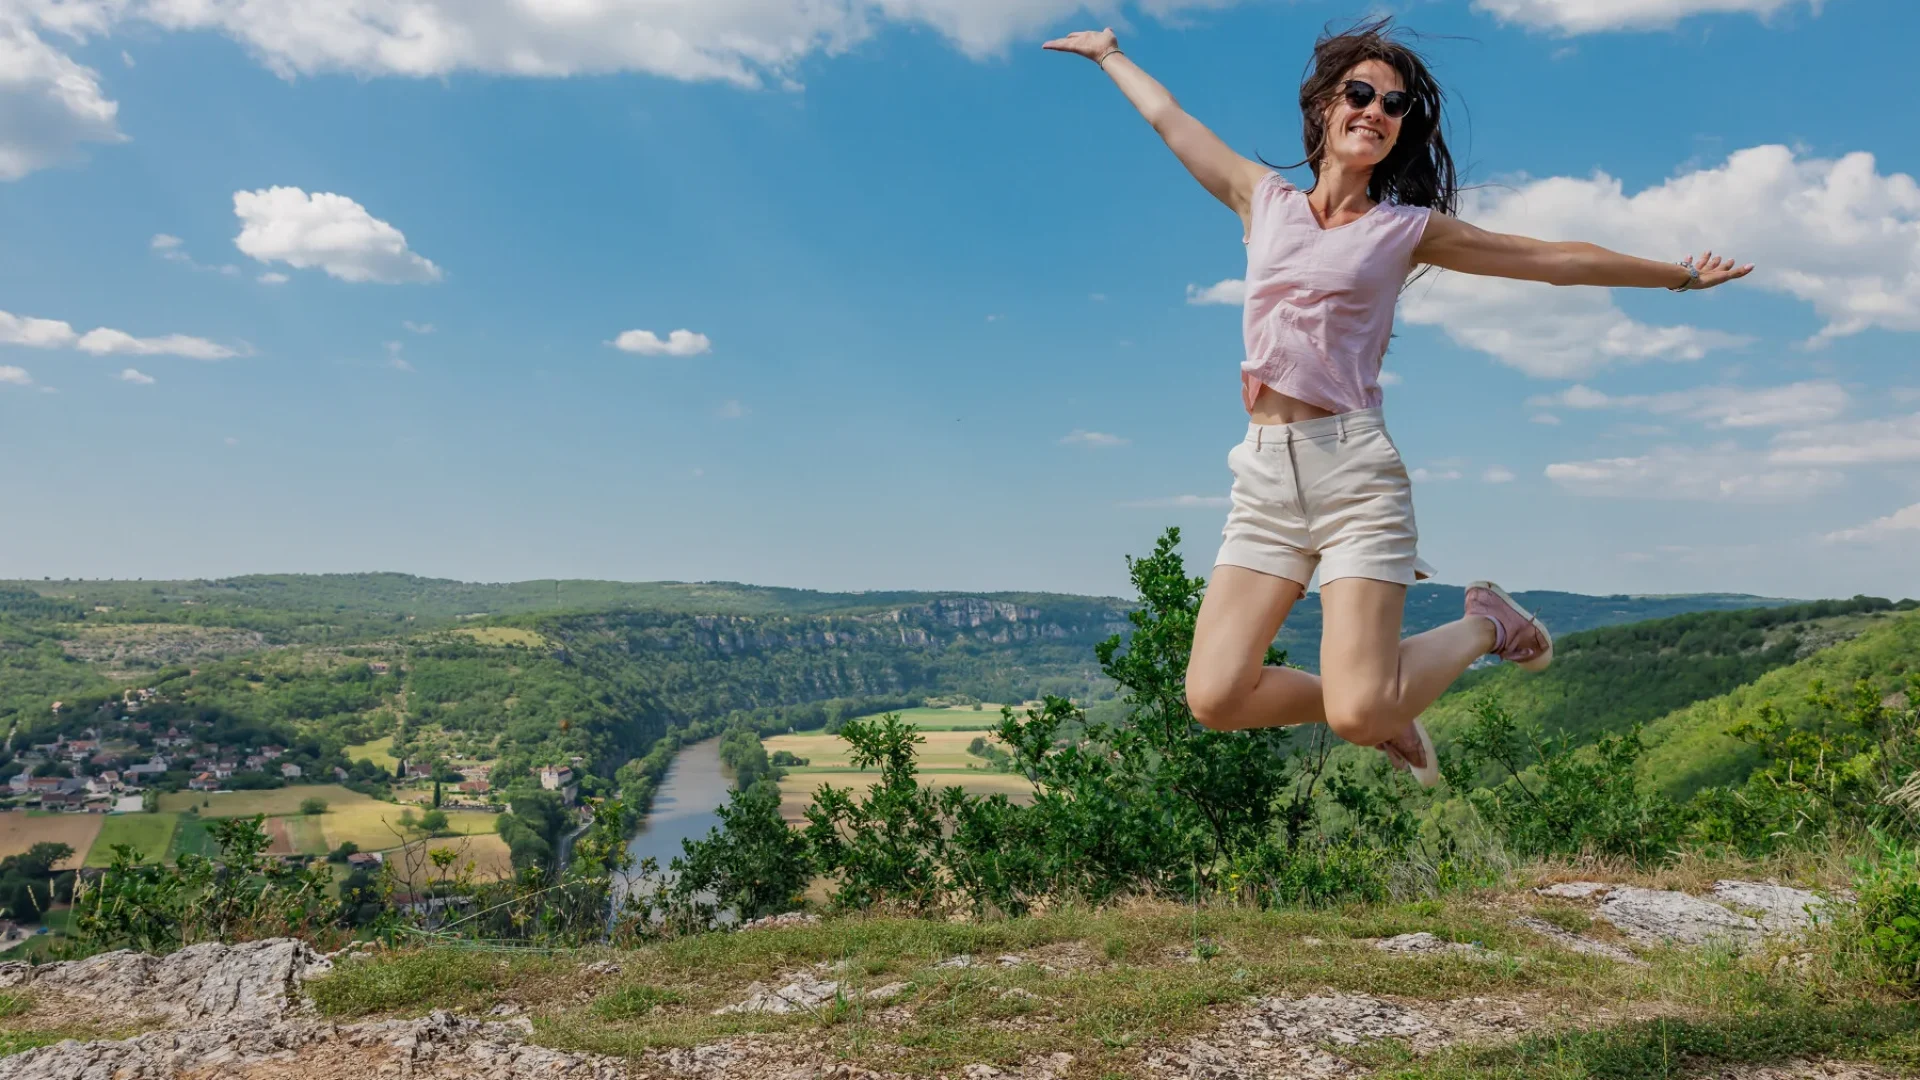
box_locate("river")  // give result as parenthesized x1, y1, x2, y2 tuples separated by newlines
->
(610, 739, 732, 913)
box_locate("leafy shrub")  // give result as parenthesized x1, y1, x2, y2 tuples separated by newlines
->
(1853, 830, 1920, 989)
(1689, 679, 1920, 856)
(300, 797, 328, 815)
(1443, 695, 1688, 861)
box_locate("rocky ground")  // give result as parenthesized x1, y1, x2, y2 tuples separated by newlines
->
(0, 879, 1892, 1080)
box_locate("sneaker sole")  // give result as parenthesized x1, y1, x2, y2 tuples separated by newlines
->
(1407, 718, 1441, 788)
(1468, 580, 1554, 672)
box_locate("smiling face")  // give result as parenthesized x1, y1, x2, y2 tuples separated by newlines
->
(1320, 59, 1406, 171)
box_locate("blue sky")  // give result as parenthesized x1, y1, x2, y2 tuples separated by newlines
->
(2, 0, 1916, 601)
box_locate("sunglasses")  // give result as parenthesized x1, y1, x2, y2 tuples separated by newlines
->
(1340, 79, 1414, 120)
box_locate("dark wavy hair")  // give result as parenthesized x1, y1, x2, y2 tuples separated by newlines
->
(1275, 17, 1458, 216)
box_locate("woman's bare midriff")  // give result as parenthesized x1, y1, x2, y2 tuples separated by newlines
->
(1248, 384, 1338, 426)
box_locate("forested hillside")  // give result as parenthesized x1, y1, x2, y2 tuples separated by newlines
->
(1418, 596, 1913, 749)
(1635, 607, 1920, 795)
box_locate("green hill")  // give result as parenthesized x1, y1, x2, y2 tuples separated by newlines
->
(1418, 596, 1913, 751)
(1635, 606, 1920, 796)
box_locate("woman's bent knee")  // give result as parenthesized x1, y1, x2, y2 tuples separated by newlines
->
(1324, 702, 1400, 746)
(1185, 673, 1248, 731)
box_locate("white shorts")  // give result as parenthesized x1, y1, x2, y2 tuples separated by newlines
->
(1214, 408, 1435, 588)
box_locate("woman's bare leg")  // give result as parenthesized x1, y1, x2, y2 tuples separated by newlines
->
(1185, 565, 1326, 732)
(1317, 577, 1497, 750)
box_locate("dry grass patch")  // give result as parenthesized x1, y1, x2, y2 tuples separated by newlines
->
(775, 771, 1034, 823)
(157, 784, 369, 817)
(0, 811, 103, 871)
(382, 832, 515, 887)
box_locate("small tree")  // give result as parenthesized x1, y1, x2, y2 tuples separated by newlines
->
(299, 797, 328, 816)
(419, 808, 449, 835)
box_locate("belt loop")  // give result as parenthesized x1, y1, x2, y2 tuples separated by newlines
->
(1256, 427, 1263, 451)
(1338, 414, 1349, 443)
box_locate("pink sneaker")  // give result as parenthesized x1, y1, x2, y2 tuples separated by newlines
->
(1381, 718, 1441, 788)
(1466, 581, 1553, 671)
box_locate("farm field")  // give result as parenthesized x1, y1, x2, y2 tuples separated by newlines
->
(844, 705, 1031, 730)
(342, 736, 399, 772)
(0, 812, 103, 871)
(773, 769, 1033, 823)
(84, 813, 179, 867)
(150, 785, 496, 857)
(319, 803, 501, 854)
(765, 729, 1012, 772)
(169, 815, 219, 861)
(383, 832, 515, 888)
(157, 784, 367, 817)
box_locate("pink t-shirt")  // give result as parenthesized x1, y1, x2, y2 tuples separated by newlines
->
(1240, 172, 1432, 415)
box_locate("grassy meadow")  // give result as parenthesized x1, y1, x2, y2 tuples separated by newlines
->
(765, 712, 1033, 823)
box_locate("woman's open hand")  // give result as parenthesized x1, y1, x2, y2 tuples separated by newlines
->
(1042, 28, 1119, 63)
(1685, 250, 1755, 290)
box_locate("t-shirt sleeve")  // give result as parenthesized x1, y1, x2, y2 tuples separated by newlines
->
(1243, 172, 1295, 245)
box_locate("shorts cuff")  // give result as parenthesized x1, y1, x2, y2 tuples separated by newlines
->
(1215, 541, 1314, 589)
(1319, 559, 1421, 587)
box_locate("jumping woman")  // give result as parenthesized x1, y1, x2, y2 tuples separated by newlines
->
(1044, 19, 1752, 784)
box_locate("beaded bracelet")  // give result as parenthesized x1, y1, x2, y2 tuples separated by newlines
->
(1668, 257, 1701, 292)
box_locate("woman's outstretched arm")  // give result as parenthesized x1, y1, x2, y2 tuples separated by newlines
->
(1415, 213, 1754, 290)
(1044, 29, 1268, 229)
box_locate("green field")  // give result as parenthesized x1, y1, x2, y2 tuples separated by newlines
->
(342, 736, 399, 771)
(845, 705, 1028, 730)
(84, 813, 179, 867)
(285, 812, 330, 855)
(168, 814, 219, 861)
(158, 784, 367, 817)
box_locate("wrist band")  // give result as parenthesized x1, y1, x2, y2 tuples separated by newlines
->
(1096, 48, 1123, 66)
(1668, 258, 1700, 292)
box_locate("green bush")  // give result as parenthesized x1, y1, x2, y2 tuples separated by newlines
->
(1443, 696, 1687, 862)
(300, 797, 328, 815)
(1854, 830, 1920, 989)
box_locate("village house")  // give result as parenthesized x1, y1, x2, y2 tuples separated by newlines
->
(125, 757, 168, 778)
(213, 762, 236, 779)
(346, 852, 381, 871)
(244, 755, 267, 771)
(6, 774, 31, 795)
(280, 763, 302, 779)
(189, 772, 219, 792)
(367, 661, 390, 675)
(41, 791, 82, 811)
(539, 765, 579, 805)
(65, 740, 97, 761)
(261, 746, 284, 760)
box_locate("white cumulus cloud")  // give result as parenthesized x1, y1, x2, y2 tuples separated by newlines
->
(1545, 443, 1842, 502)
(1405, 145, 1920, 375)
(233, 187, 442, 284)
(1061, 430, 1129, 448)
(1527, 380, 1850, 429)
(1824, 502, 1920, 544)
(0, 17, 124, 181)
(1412, 468, 1463, 483)
(258, 272, 289, 285)
(118, 367, 154, 384)
(0, 365, 32, 386)
(0, 307, 237, 359)
(1483, 466, 1517, 483)
(1473, 0, 1816, 34)
(1186, 279, 1246, 306)
(1768, 412, 1920, 466)
(611, 329, 712, 357)
(7, 1, 1253, 91)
